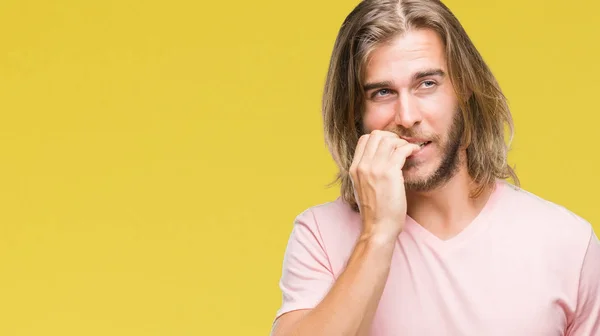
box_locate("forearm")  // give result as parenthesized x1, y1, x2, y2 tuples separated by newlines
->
(289, 234, 396, 336)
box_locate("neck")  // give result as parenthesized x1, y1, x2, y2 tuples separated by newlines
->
(405, 155, 496, 240)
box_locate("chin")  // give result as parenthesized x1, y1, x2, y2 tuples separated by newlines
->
(402, 160, 441, 188)
(403, 164, 434, 183)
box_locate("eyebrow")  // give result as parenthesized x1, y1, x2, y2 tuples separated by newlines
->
(413, 68, 446, 81)
(362, 68, 446, 92)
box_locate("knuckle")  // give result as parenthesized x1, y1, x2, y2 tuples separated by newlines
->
(369, 130, 382, 139)
(380, 136, 393, 146)
(372, 129, 393, 137)
(368, 166, 384, 178)
(349, 165, 357, 176)
(392, 139, 407, 149)
(356, 164, 369, 176)
(382, 167, 395, 179)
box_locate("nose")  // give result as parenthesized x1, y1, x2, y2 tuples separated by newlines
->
(394, 93, 422, 128)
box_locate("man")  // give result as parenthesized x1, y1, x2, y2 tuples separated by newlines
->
(271, 0, 600, 335)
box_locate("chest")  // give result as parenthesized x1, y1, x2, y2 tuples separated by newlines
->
(368, 245, 571, 336)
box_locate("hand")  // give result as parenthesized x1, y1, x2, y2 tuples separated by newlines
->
(349, 130, 421, 243)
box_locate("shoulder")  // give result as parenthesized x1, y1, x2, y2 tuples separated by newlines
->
(495, 180, 594, 260)
(294, 196, 361, 233)
(499, 181, 592, 232)
(291, 197, 362, 275)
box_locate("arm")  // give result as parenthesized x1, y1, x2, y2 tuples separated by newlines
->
(271, 131, 418, 336)
(566, 230, 600, 335)
(271, 230, 395, 336)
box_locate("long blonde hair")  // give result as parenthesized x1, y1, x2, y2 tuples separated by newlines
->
(322, 0, 519, 212)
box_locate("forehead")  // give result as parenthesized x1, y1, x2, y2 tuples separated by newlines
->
(363, 29, 446, 83)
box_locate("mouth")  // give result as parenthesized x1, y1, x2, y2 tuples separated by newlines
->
(400, 136, 432, 148)
(413, 141, 432, 148)
(406, 141, 432, 160)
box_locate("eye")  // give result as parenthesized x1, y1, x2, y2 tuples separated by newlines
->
(420, 80, 437, 89)
(373, 88, 392, 97)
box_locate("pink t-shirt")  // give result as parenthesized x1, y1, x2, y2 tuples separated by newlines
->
(274, 180, 600, 335)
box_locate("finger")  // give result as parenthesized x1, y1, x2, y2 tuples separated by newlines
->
(372, 137, 408, 168)
(360, 130, 398, 163)
(350, 134, 370, 176)
(389, 143, 421, 170)
(352, 134, 370, 165)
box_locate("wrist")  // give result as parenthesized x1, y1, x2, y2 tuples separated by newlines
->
(359, 228, 400, 248)
(352, 229, 397, 268)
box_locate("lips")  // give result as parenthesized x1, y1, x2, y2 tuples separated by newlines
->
(400, 137, 430, 147)
(406, 141, 431, 159)
(404, 139, 431, 147)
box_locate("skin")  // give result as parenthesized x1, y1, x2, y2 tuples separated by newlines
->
(271, 28, 495, 336)
(361, 28, 493, 240)
(361, 28, 463, 192)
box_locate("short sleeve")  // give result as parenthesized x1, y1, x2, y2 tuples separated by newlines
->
(567, 230, 600, 335)
(274, 208, 335, 319)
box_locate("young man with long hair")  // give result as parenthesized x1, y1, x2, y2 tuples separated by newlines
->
(271, 1, 600, 335)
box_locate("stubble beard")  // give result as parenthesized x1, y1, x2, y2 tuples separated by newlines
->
(403, 109, 465, 192)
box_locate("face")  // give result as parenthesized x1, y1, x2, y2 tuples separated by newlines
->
(361, 29, 464, 192)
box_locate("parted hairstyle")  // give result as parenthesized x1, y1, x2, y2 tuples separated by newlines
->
(322, 0, 519, 212)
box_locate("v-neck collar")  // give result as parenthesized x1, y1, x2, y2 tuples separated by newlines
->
(401, 179, 506, 250)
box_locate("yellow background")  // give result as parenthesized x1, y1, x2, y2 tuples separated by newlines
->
(0, 0, 598, 335)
